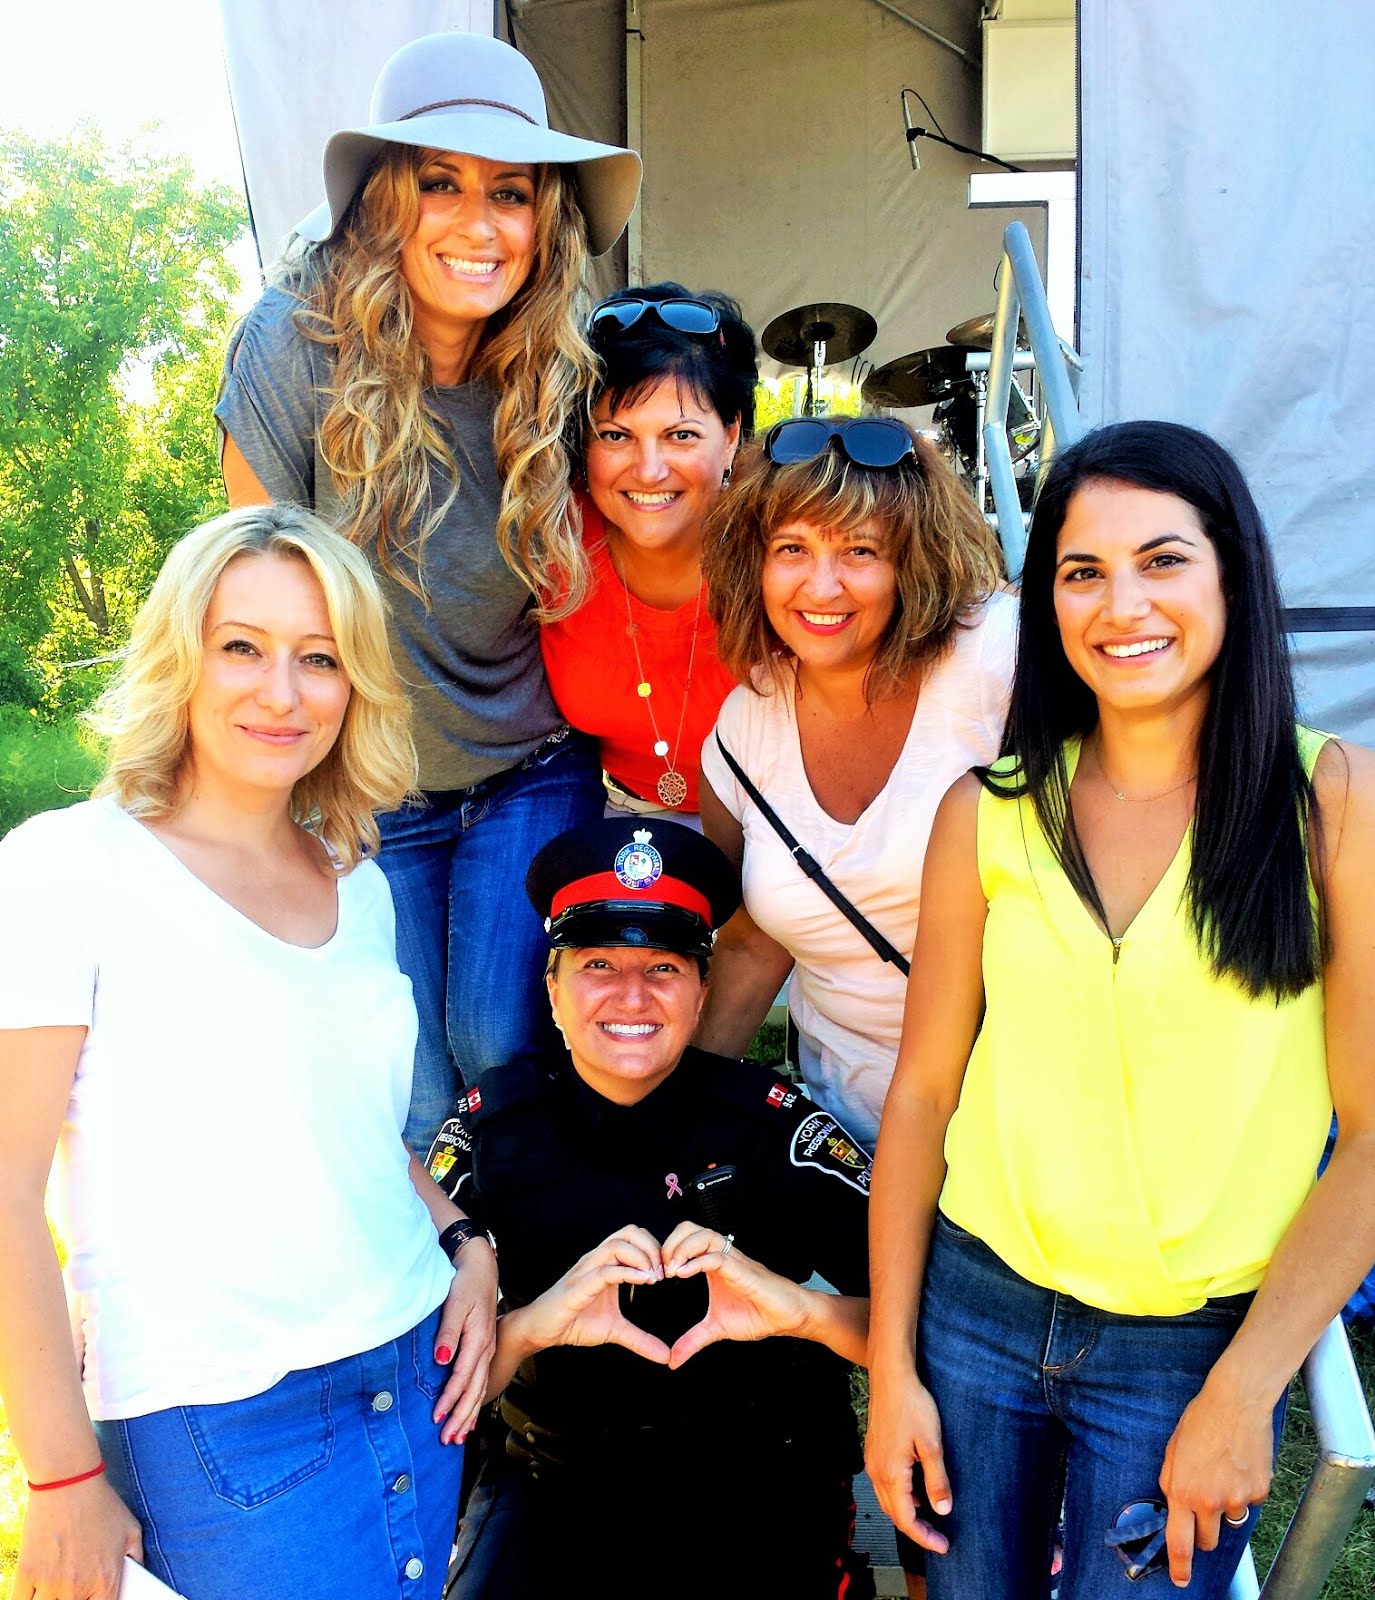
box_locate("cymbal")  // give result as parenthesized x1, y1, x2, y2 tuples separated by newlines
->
(946, 311, 1028, 351)
(862, 346, 972, 409)
(762, 302, 878, 367)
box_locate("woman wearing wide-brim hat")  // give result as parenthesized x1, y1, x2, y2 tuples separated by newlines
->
(217, 32, 643, 1158)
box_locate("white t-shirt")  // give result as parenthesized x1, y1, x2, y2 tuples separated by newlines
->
(701, 593, 1016, 1148)
(0, 798, 454, 1421)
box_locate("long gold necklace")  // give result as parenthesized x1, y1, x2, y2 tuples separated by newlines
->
(615, 555, 702, 809)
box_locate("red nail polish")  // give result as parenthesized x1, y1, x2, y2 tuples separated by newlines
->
(435, 1345, 453, 1364)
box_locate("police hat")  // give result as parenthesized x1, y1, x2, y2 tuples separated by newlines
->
(525, 819, 741, 959)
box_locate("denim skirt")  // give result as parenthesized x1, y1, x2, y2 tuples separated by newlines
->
(96, 1307, 463, 1600)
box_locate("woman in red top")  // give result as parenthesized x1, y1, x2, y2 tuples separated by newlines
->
(541, 284, 758, 821)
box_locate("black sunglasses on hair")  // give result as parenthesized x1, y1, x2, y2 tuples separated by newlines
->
(587, 296, 723, 340)
(764, 416, 916, 470)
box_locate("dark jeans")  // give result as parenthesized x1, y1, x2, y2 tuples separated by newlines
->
(917, 1213, 1283, 1600)
(377, 732, 603, 1154)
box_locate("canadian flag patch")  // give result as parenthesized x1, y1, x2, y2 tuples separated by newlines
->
(462, 1088, 482, 1114)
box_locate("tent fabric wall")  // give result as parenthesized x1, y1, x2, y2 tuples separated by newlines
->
(1078, 0, 1375, 742)
(507, 0, 629, 299)
(519, 0, 1054, 387)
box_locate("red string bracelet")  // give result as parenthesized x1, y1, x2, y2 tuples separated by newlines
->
(27, 1461, 106, 1492)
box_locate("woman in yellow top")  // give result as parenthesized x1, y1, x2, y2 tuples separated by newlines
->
(866, 421, 1375, 1599)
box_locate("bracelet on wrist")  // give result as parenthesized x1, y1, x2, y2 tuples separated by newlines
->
(28, 1460, 106, 1492)
(438, 1218, 495, 1262)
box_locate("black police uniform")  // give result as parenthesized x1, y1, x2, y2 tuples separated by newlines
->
(429, 1044, 876, 1600)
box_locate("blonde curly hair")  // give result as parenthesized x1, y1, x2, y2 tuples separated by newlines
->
(283, 145, 598, 619)
(89, 505, 417, 870)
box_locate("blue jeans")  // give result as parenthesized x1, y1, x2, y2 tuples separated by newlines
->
(96, 1309, 463, 1600)
(917, 1214, 1283, 1600)
(377, 731, 603, 1154)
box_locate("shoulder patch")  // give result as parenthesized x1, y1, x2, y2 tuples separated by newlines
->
(425, 1113, 474, 1199)
(789, 1110, 872, 1196)
(676, 1046, 802, 1115)
(462, 1054, 549, 1125)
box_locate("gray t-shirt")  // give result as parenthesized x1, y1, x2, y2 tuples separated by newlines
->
(214, 285, 563, 790)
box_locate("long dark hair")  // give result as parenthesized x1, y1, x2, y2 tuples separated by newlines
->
(988, 420, 1320, 999)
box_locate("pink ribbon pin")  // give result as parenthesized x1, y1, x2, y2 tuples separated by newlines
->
(665, 1172, 683, 1199)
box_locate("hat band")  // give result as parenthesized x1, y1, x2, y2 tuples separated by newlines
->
(398, 97, 539, 126)
(550, 872, 711, 924)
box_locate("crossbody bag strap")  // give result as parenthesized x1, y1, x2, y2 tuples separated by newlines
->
(714, 733, 911, 977)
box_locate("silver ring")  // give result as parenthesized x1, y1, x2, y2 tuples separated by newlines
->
(1223, 1511, 1249, 1527)
(720, 1232, 735, 1258)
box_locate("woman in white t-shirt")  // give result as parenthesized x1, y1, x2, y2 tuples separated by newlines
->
(697, 419, 1014, 1154)
(0, 506, 497, 1600)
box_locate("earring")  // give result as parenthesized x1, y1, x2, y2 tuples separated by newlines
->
(721, 464, 734, 487)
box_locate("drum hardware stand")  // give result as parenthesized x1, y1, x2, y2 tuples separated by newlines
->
(964, 349, 1036, 513)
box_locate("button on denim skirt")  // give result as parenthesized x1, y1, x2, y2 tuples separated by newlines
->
(96, 1306, 463, 1600)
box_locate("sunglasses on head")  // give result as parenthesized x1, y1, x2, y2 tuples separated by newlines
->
(587, 296, 723, 341)
(764, 416, 916, 470)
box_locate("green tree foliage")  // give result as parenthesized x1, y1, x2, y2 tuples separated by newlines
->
(0, 127, 247, 714)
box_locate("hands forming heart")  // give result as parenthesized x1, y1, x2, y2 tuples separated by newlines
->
(523, 1222, 810, 1370)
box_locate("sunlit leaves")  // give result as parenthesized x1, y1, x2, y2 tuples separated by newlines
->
(0, 125, 247, 714)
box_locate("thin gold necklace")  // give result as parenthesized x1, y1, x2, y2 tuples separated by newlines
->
(615, 554, 702, 808)
(1091, 739, 1197, 803)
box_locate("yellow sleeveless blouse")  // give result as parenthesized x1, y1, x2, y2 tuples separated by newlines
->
(940, 728, 1332, 1316)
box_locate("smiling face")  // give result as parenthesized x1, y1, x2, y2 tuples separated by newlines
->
(586, 378, 740, 557)
(1053, 479, 1227, 720)
(547, 945, 707, 1105)
(184, 554, 352, 804)
(398, 150, 537, 374)
(761, 517, 899, 678)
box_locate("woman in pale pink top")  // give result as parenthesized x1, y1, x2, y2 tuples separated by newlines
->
(696, 418, 1013, 1153)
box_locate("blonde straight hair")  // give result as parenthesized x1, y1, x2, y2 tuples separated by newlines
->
(288, 146, 598, 618)
(90, 505, 417, 869)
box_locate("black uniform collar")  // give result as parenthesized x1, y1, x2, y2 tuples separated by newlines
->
(560, 1047, 699, 1146)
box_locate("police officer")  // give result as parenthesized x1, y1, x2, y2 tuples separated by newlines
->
(428, 819, 876, 1600)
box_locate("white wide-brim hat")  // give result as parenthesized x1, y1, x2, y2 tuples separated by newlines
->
(295, 32, 642, 258)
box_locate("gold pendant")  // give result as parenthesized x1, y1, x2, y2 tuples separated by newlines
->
(656, 769, 688, 808)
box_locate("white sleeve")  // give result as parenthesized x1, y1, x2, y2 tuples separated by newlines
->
(699, 684, 753, 821)
(979, 593, 1019, 745)
(349, 858, 399, 957)
(0, 810, 97, 1029)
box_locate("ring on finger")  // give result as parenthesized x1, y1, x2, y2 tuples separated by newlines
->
(720, 1232, 735, 1258)
(1223, 1510, 1250, 1527)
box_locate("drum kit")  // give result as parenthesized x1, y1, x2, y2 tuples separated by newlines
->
(760, 300, 1042, 513)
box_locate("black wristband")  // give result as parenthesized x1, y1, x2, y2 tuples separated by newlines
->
(438, 1218, 491, 1261)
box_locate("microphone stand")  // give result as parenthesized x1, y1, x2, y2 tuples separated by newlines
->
(905, 126, 1025, 174)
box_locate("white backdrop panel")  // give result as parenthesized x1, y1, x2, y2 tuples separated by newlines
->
(1078, 0, 1375, 741)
